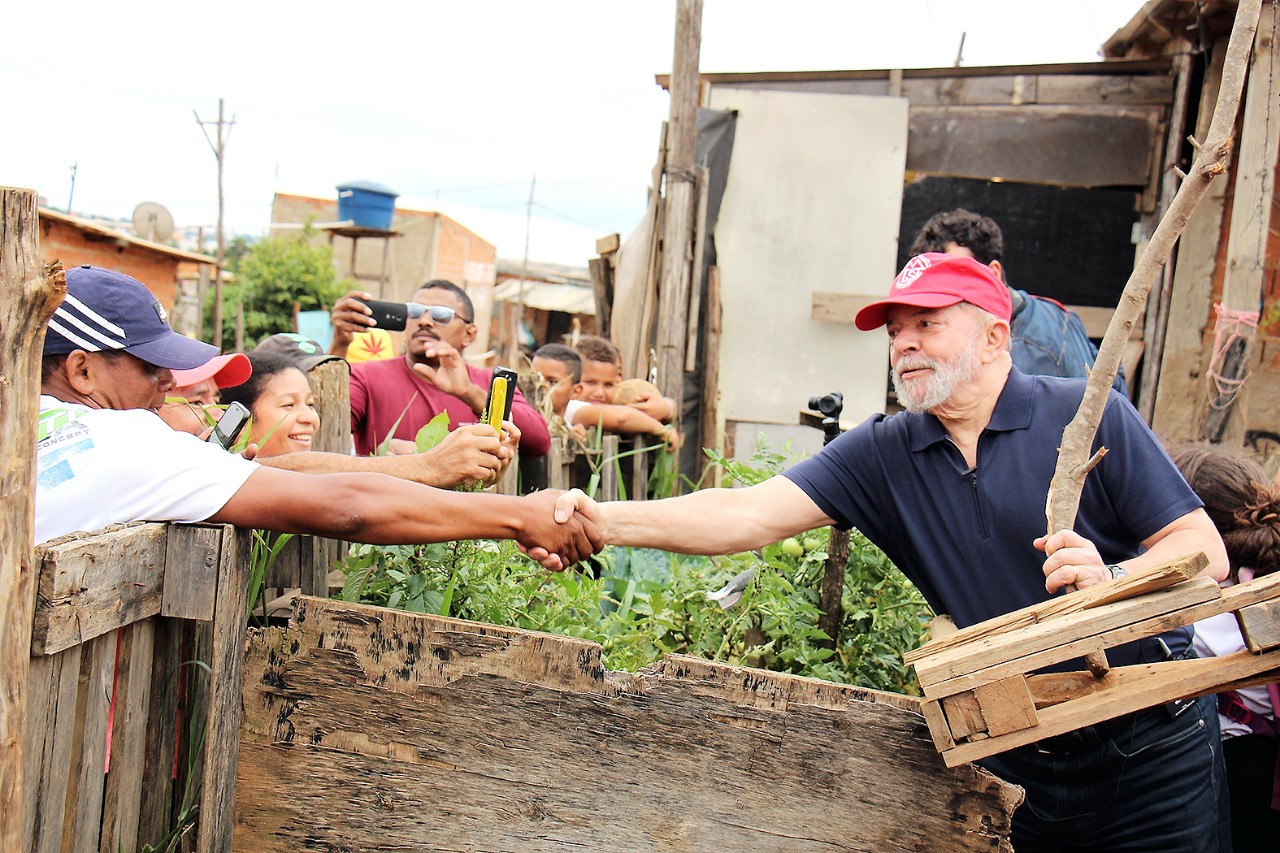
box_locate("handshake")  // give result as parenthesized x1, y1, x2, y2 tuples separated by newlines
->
(517, 489, 602, 571)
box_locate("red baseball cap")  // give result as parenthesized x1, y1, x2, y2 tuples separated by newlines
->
(854, 253, 1012, 331)
(171, 352, 252, 389)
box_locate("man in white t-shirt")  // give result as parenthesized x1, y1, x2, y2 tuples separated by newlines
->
(36, 266, 600, 567)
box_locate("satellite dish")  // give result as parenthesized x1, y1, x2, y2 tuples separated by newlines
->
(131, 202, 175, 243)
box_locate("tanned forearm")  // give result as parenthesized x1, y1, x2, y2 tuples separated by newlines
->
(258, 450, 453, 487)
(209, 467, 592, 563)
(597, 476, 831, 555)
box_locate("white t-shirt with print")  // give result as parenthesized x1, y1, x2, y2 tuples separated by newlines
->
(35, 396, 258, 545)
(562, 398, 590, 428)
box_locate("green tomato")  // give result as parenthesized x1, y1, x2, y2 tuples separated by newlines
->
(802, 536, 823, 552)
(781, 537, 805, 558)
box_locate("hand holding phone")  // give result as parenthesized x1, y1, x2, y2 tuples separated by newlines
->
(350, 298, 426, 332)
(483, 367, 518, 433)
(208, 401, 251, 450)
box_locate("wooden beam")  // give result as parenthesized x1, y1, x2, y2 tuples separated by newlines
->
(235, 597, 1021, 851)
(161, 524, 221, 621)
(907, 105, 1161, 187)
(197, 526, 251, 853)
(1199, 9, 1280, 442)
(1, 187, 63, 849)
(905, 552, 1208, 667)
(654, 0, 703, 403)
(916, 582, 1225, 700)
(940, 645, 1280, 766)
(1151, 38, 1231, 439)
(31, 524, 169, 655)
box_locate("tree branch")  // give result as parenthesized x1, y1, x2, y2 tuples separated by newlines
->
(1046, 0, 1264, 535)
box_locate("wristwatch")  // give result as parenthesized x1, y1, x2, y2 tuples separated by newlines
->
(1106, 563, 1128, 581)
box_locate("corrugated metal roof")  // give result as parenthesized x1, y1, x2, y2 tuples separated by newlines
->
(39, 207, 215, 264)
(492, 279, 596, 315)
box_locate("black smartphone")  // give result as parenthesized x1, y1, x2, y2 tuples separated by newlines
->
(208, 401, 251, 450)
(352, 298, 415, 331)
(483, 367, 519, 432)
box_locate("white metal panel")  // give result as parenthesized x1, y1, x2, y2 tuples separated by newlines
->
(707, 88, 908, 428)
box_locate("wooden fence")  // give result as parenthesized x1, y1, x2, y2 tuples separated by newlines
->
(20, 521, 299, 852)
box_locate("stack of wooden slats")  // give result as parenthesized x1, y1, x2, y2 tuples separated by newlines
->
(905, 552, 1280, 766)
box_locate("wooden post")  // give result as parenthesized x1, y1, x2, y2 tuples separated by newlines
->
(0, 187, 64, 850)
(1047, 0, 1262, 529)
(197, 526, 252, 853)
(1199, 5, 1280, 442)
(1137, 51, 1195, 418)
(654, 0, 703, 403)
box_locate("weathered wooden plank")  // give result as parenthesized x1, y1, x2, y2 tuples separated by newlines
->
(708, 71, 1173, 107)
(32, 524, 169, 655)
(1200, 15, 1280, 443)
(161, 525, 220, 621)
(236, 599, 1020, 851)
(135, 618, 185, 849)
(974, 676, 1038, 737)
(811, 291, 877, 324)
(920, 595, 1225, 702)
(1, 187, 63, 853)
(23, 646, 82, 853)
(1150, 37, 1230, 440)
(942, 691, 988, 741)
(906, 553, 1209, 668)
(99, 621, 155, 852)
(942, 645, 1280, 766)
(1238, 598, 1280, 652)
(907, 105, 1161, 187)
(196, 528, 252, 853)
(64, 631, 115, 853)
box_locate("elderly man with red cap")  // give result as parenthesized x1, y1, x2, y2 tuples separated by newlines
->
(554, 253, 1231, 850)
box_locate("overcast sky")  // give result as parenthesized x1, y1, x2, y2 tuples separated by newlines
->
(3, 1, 1147, 266)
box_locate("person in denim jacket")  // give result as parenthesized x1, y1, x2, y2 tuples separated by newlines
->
(909, 208, 1127, 395)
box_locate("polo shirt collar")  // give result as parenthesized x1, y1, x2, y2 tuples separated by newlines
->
(906, 366, 1035, 451)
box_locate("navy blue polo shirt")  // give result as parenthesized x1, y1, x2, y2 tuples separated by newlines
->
(784, 367, 1202, 667)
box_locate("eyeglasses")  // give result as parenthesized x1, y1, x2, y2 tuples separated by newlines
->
(422, 305, 473, 325)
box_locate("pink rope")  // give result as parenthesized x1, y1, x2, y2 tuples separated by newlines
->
(1205, 303, 1260, 410)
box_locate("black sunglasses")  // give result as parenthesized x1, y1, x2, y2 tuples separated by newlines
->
(423, 305, 473, 324)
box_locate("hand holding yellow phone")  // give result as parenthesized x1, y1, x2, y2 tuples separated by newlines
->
(483, 367, 518, 433)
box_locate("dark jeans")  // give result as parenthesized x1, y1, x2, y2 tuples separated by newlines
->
(1222, 733, 1279, 853)
(979, 694, 1229, 852)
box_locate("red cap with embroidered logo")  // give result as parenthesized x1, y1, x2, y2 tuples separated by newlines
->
(854, 253, 1012, 331)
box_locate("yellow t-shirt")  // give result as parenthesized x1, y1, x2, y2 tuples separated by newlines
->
(345, 329, 396, 364)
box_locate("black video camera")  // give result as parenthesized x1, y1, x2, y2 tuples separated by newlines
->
(807, 392, 844, 419)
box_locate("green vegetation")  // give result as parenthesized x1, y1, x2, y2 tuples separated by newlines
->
(334, 435, 933, 694)
(204, 227, 351, 345)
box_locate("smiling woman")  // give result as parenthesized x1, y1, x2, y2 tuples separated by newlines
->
(219, 352, 319, 457)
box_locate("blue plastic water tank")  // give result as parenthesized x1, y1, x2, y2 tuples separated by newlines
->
(336, 180, 398, 230)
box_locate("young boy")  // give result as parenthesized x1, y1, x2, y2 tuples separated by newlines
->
(531, 343, 679, 450)
(574, 336, 675, 422)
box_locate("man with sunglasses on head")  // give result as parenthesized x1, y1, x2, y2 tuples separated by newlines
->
(330, 280, 550, 458)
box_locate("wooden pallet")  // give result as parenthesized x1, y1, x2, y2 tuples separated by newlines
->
(904, 553, 1280, 766)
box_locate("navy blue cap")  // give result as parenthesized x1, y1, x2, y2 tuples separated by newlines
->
(44, 266, 218, 369)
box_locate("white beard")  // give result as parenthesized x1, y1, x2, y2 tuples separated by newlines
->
(891, 334, 982, 414)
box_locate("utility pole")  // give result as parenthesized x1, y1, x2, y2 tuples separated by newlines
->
(195, 99, 235, 348)
(66, 162, 77, 214)
(512, 174, 535, 364)
(655, 0, 703, 406)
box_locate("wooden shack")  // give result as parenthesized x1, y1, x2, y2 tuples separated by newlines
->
(641, 0, 1277, 466)
(1104, 0, 1280, 452)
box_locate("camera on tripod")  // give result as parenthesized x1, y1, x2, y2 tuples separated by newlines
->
(807, 392, 844, 419)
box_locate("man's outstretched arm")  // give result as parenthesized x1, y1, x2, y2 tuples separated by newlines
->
(554, 475, 834, 556)
(210, 467, 601, 569)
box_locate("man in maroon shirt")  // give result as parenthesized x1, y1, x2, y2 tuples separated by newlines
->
(330, 280, 550, 458)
